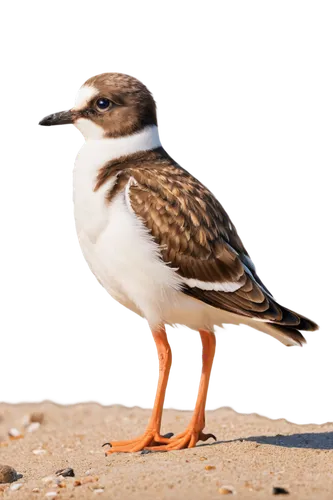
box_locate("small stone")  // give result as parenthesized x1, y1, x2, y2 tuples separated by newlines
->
(0, 465, 22, 484)
(22, 415, 31, 428)
(30, 412, 44, 424)
(9, 483, 23, 491)
(33, 448, 47, 455)
(200, 457, 207, 461)
(205, 465, 216, 471)
(162, 432, 174, 439)
(56, 468, 75, 478)
(8, 429, 23, 440)
(45, 493, 57, 498)
(90, 484, 104, 490)
(8, 429, 19, 437)
(27, 423, 41, 433)
(218, 487, 233, 495)
(32, 488, 40, 493)
(93, 489, 104, 494)
(273, 487, 289, 495)
(74, 476, 98, 487)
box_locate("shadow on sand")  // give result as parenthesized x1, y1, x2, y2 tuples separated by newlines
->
(205, 432, 333, 450)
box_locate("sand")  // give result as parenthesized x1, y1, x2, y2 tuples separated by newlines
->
(0, 403, 332, 499)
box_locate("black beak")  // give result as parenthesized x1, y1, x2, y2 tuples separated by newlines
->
(39, 110, 74, 126)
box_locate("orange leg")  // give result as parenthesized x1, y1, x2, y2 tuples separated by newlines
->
(104, 325, 172, 454)
(145, 329, 217, 451)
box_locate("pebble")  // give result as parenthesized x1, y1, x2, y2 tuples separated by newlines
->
(205, 465, 216, 471)
(273, 486, 289, 495)
(45, 493, 57, 498)
(56, 468, 75, 478)
(8, 428, 23, 440)
(33, 448, 47, 455)
(30, 412, 44, 424)
(9, 483, 23, 491)
(93, 489, 104, 494)
(218, 487, 234, 495)
(74, 476, 99, 487)
(0, 465, 22, 484)
(32, 488, 40, 493)
(27, 422, 41, 433)
(85, 469, 96, 476)
(21, 415, 30, 428)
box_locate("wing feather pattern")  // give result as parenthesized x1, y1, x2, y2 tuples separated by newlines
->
(97, 148, 318, 343)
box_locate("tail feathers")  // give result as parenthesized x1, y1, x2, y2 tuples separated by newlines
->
(250, 318, 320, 347)
(294, 314, 319, 332)
(276, 304, 319, 331)
(250, 304, 320, 347)
(268, 324, 306, 347)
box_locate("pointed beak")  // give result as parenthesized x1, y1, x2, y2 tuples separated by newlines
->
(39, 109, 75, 126)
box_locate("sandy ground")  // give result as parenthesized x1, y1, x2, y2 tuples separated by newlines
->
(0, 403, 333, 499)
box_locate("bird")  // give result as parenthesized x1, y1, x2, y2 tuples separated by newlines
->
(39, 73, 318, 454)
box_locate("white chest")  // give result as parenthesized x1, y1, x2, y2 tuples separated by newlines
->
(72, 131, 182, 326)
(73, 140, 117, 242)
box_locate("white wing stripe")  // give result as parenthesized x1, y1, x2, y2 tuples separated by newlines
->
(182, 277, 242, 292)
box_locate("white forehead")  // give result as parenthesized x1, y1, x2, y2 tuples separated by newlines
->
(74, 85, 99, 110)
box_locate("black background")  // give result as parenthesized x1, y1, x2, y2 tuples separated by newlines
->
(8, 56, 332, 415)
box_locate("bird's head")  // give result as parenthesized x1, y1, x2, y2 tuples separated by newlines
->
(39, 73, 157, 140)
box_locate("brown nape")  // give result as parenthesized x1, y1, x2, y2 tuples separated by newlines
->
(80, 73, 157, 138)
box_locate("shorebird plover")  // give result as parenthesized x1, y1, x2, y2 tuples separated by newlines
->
(40, 73, 318, 453)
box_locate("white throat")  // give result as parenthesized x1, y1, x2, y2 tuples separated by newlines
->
(73, 125, 161, 249)
(75, 124, 161, 162)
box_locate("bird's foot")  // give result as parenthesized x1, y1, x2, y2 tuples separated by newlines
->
(144, 428, 216, 451)
(103, 430, 173, 455)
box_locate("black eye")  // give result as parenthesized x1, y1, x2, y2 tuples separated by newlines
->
(96, 98, 112, 111)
